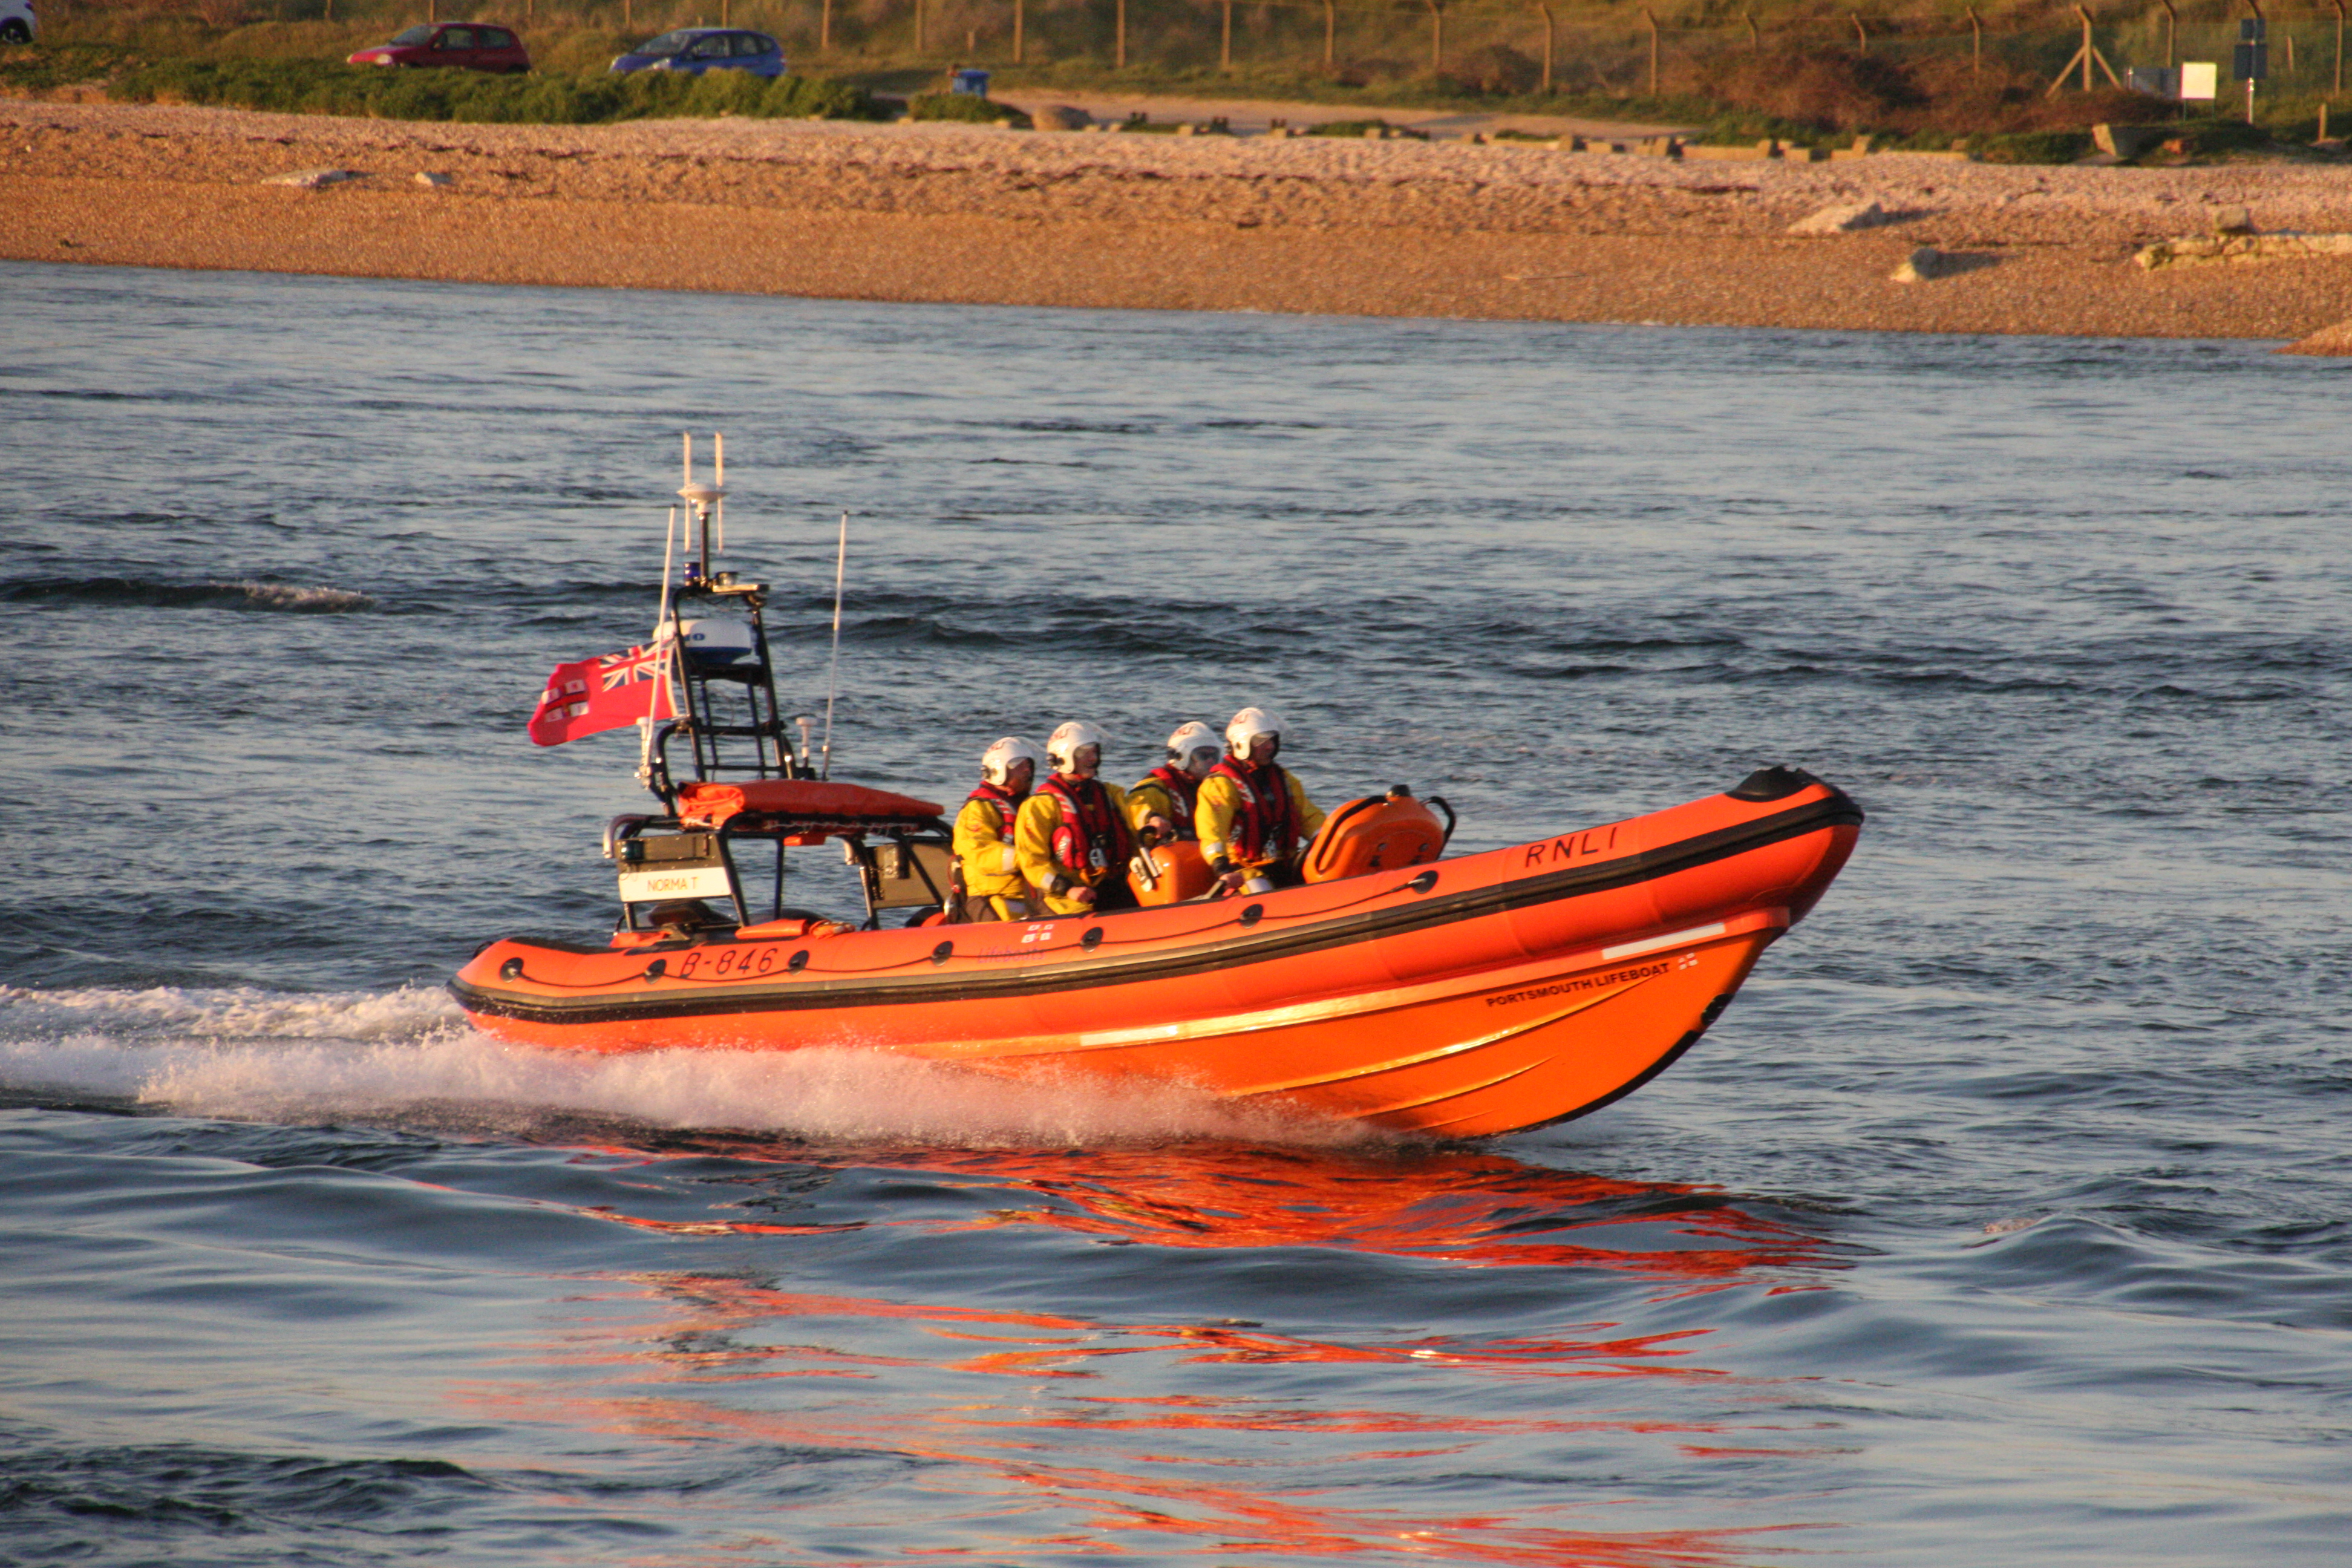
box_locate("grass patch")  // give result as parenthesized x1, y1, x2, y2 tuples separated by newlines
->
(105, 57, 885, 123)
(0, 42, 136, 91)
(1304, 118, 1428, 139)
(906, 91, 1031, 128)
(1967, 128, 2094, 163)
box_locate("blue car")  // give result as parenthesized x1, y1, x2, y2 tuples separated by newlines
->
(610, 27, 786, 78)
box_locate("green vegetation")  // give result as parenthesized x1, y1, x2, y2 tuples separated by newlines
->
(5, 2, 2346, 154)
(0, 42, 136, 91)
(113, 57, 883, 122)
(906, 91, 1030, 126)
(1968, 127, 2096, 163)
(1302, 118, 1428, 139)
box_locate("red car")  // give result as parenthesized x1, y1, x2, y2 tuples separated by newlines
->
(348, 22, 531, 73)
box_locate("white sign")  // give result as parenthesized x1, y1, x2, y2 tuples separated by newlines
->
(618, 863, 733, 903)
(2180, 61, 2219, 100)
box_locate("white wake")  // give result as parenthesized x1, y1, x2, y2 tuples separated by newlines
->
(0, 984, 1377, 1149)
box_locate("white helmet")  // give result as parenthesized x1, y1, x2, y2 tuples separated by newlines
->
(979, 735, 1045, 788)
(1046, 720, 1108, 774)
(1224, 707, 1283, 754)
(1165, 721, 1220, 766)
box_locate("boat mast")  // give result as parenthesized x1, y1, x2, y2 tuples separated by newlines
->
(646, 433, 803, 806)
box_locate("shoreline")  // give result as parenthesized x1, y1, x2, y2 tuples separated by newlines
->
(7, 97, 2352, 341)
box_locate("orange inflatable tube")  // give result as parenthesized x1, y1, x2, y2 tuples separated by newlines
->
(451, 767, 1862, 1138)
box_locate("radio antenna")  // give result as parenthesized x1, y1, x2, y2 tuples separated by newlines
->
(677, 431, 722, 584)
(713, 431, 725, 554)
(820, 508, 848, 780)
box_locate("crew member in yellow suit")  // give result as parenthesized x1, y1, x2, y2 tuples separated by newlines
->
(1125, 720, 1220, 841)
(1197, 707, 1328, 895)
(1017, 722, 1167, 916)
(952, 736, 1045, 921)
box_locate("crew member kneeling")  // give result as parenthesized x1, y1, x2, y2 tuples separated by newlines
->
(1018, 722, 1160, 916)
(953, 736, 1045, 921)
(1197, 707, 1327, 895)
(1126, 720, 1220, 842)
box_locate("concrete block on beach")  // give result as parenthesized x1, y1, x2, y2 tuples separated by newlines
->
(1031, 105, 1090, 131)
(2135, 232, 2352, 269)
(1789, 201, 1890, 235)
(263, 168, 360, 189)
(2091, 123, 2169, 158)
(1890, 246, 1984, 283)
(414, 171, 452, 189)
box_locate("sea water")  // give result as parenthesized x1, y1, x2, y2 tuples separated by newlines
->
(2, 261, 2347, 1566)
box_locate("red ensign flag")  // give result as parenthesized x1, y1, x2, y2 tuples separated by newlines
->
(527, 645, 678, 747)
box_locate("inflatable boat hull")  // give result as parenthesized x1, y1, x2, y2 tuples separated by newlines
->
(451, 773, 1861, 1137)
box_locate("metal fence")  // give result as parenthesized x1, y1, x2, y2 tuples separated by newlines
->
(39, 0, 2352, 99)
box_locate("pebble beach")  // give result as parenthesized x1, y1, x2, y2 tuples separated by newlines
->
(6, 95, 2352, 339)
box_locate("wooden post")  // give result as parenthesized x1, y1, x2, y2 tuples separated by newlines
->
(1014, 0, 1024, 64)
(1852, 12, 1867, 53)
(1425, 0, 1442, 73)
(1222, 0, 1233, 70)
(719, 0, 727, 24)
(1968, 5, 1982, 73)
(1537, 1, 1555, 91)
(1116, 0, 1126, 68)
(1643, 6, 1659, 94)
(913, 0, 923, 54)
(1324, 0, 1337, 65)
(2045, 5, 2123, 95)
(2333, 0, 2345, 95)
(820, 0, 831, 53)
(2158, 0, 2175, 67)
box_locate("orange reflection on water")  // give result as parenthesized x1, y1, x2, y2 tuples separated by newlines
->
(455, 1354, 1818, 1568)
(456, 1141, 1846, 1562)
(516, 1276, 1728, 1385)
(567, 1140, 1840, 1296)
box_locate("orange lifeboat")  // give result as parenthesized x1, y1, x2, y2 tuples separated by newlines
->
(452, 766, 1862, 1138)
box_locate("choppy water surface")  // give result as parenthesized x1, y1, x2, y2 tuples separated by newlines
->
(2, 262, 2347, 1566)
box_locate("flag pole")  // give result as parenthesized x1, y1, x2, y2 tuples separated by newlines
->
(639, 504, 679, 785)
(820, 509, 848, 780)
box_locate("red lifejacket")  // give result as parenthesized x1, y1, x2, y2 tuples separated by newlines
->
(1039, 773, 1132, 882)
(1140, 764, 1201, 838)
(965, 782, 1022, 844)
(1207, 756, 1300, 864)
(955, 782, 1024, 906)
